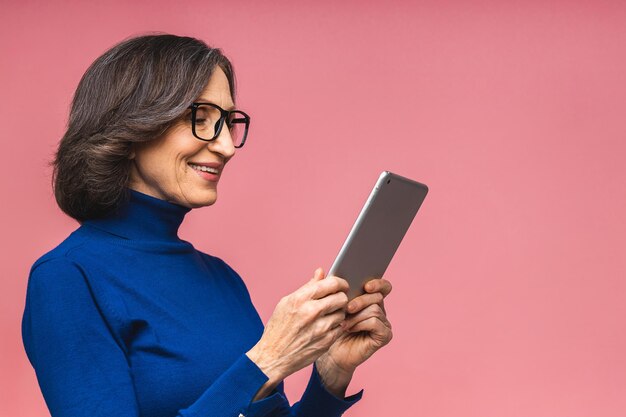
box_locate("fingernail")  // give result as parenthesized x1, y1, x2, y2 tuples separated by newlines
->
(366, 283, 373, 291)
(348, 303, 355, 311)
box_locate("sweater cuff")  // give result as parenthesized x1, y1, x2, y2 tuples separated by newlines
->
(296, 361, 364, 417)
(247, 382, 289, 417)
(179, 352, 283, 417)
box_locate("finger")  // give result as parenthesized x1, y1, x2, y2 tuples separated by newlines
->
(316, 290, 349, 316)
(310, 267, 325, 282)
(346, 292, 384, 314)
(310, 274, 349, 300)
(364, 278, 392, 298)
(343, 304, 391, 331)
(345, 317, 393, 345)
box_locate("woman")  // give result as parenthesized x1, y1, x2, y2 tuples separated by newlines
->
(21, 33, 393, 417)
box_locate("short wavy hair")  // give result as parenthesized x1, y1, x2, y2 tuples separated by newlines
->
(50, 32, 236, 222)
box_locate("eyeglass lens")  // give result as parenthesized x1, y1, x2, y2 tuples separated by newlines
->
(194, 104, 247, 147)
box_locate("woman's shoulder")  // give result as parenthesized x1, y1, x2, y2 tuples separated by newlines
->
(25, 240, 93, 310)
(28, 227, 89, 275)
(27, 224, 124, 283)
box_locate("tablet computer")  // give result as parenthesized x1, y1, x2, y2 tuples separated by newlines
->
(327, 171, 429, 301)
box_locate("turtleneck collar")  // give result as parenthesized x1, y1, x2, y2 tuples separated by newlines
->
(82, 188, 192, 242)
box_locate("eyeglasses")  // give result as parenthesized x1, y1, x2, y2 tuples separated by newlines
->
(187, 102, 250, 148)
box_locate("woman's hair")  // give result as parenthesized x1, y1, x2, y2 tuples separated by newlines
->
(50, 32, 236, 222)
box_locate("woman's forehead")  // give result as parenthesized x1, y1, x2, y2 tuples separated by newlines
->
(195, 67, 235, 107)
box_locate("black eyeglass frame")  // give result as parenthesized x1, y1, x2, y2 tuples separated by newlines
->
(187, 102, 250, 148)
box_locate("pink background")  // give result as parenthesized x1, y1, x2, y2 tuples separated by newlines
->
(2, 1, 625, 416)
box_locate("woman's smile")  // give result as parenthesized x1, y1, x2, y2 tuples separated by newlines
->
(189, 164, 221, 182)
(188, 162, 222, 182)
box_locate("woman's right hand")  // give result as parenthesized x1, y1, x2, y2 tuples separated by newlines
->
(246, 267, 350, 384)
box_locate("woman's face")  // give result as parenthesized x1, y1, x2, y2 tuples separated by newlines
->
(128, 66, 236, 208)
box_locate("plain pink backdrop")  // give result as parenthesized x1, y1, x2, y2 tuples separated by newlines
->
(2, 1, 625, 416)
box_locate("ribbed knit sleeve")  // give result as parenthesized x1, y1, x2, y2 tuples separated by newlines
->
(243, 365, 364, 417)
(21, 256, 285, 417)
(289, 362, 364, 417)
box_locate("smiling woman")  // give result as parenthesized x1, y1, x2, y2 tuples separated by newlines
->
(21, 32, 373, 417)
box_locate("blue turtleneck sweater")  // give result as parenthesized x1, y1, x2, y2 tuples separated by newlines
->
(21, 188, 363, 417)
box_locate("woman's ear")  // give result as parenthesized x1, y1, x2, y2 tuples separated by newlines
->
(128, 144, 135, 160)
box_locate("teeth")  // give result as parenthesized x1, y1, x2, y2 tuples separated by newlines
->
(189, 164, 219, 174)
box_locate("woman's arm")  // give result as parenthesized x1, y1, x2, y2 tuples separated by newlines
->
(22, 257, 142, 416)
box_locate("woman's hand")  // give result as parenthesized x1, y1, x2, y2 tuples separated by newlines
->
(246, 267, 350, 398)
(314, 270, 393, 396)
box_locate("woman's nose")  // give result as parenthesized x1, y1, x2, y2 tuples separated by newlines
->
(209, 123, 236, 158)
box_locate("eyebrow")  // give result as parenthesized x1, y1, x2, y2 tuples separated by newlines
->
(196, 98, 235, 111)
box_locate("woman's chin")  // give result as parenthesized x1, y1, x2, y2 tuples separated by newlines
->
(188, 190, 217, 208)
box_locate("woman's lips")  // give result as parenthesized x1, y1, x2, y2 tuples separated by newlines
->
(190, 166, 220, 182)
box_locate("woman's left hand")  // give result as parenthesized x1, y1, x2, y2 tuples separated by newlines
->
(316, 276, 393, 383)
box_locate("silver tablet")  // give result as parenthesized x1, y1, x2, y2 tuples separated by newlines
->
(327, 171, 429, 301)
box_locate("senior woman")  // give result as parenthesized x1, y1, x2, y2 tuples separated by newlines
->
(21, 33, 393, 417)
